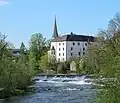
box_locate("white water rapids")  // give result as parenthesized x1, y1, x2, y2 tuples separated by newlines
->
(0, 75, 96, 103)
(35, 75, 92, 85)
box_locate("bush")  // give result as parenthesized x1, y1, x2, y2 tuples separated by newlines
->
(57, 62, 70, 74)
(0, 54, 34, 98)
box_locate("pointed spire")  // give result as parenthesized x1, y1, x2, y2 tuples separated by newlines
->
(52, 16, 58, 38)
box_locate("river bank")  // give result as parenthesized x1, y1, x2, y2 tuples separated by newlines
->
(0, 83, 34, 99)
(0, 74, 97, 99)
(0, 75, 96, 103)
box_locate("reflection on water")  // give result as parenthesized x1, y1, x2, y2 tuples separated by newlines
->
(0, 75, 96, 103)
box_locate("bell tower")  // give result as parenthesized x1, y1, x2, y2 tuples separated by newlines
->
(52, 16, 58, 39)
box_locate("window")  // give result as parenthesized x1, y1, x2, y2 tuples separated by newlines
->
(85, 43, 87, 46)
(71, 47, 73, 51)
(78, 43, 80, 45)
(51, 51, 53, 54)
(59, 48, 60, 51)
(83, 52, 85, 55)
(63, 53, 64, 56)
(63, 58, 64, 61)
(52, 51, 55, 55)
(71, 53, 73, 56)
(63, 43, 64, 45)
(78, 52, 80, 56)
(59, 53, 61, 56)
(73, 42, 75, 45)
(59, 43, 61, 46)
(63, 48, 64, 51)
(83, 47, 85, 51)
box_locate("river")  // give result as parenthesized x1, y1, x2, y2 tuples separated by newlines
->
(0, 75, 96, 103)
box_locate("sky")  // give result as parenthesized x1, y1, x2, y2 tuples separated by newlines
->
(0, 0, 120, 48)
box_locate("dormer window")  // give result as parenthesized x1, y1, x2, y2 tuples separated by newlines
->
(51, 46, 55, 50)
(71, 32, 73, 35)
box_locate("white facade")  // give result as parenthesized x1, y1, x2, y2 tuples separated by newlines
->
(50, 41, 67, 62)
(49, 40, 93, 62)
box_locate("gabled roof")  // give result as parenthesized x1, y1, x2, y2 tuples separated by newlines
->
(11, 49, 20, 53)
(52, 33, 95, 42)
(10, 49, 28, 54)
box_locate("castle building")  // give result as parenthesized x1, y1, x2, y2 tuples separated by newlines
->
(48, 17, 95, 62)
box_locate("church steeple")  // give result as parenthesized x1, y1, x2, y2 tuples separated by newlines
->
(52, 16, 58, 38)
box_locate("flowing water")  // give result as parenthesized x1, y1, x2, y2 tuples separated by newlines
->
(0, 75, 96, 103)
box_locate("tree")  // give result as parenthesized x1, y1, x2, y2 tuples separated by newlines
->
(29, 33, 47, 70)
(46, 39, 52, 50)
(0, 34, 8, 59)
(87, 13, 120, 103)
(57, 62, 68, 74)
(6, 41, 15, 49)
(20, 42, 26, 54)
(75, 58, 88, 74)
(39, 52, 50, 72)
(29, 33, 47, 57)
(0, 33, 35, 98)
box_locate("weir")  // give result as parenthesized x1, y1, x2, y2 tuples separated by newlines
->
(34, 75, 93, 85)
(1, 75, 96, 103)
(36, 73, 94, 77)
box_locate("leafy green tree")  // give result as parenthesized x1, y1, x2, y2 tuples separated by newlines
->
(46, 39, 52, 50)
(57, 62, 69, 74)
(87, 13, 120, 103)
(0, 33, 35, 98)
(39, 52, 50, 72)
(64, 61, 70, 71)
(0, 34, 8, 59)
(29, 33, 47, 70)
(29, 33, 47, 57)
(6, 41, 15, 49)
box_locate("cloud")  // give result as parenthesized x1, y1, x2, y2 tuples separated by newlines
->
(0, 0, 9, 5)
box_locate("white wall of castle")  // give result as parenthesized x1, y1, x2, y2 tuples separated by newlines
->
(50, 41, 93, 62)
